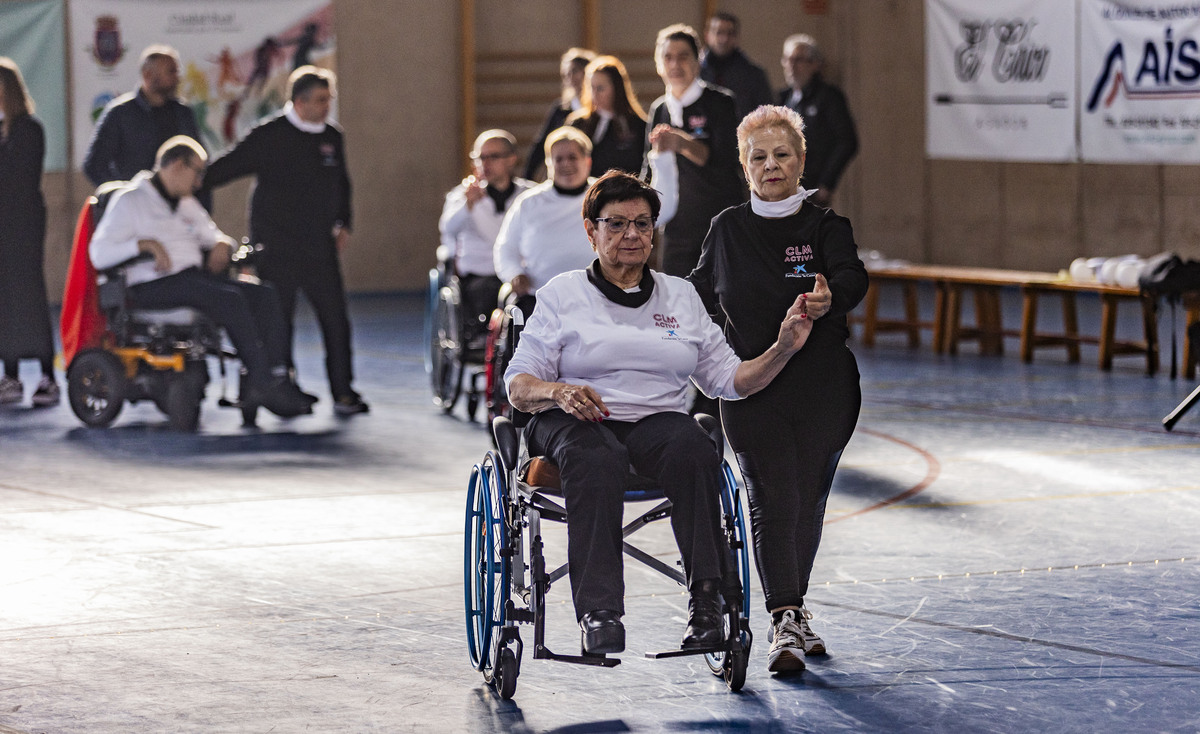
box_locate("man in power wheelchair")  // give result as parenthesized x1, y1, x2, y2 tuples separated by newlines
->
(72, 135, 313, 429)
(464, 172, 814, 698)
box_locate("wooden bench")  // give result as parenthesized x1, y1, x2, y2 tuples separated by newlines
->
(1019, 280, 1159, 375)
(855, 264, 1164, 374)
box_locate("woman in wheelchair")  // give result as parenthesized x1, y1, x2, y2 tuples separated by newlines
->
(88, 135, 313, 418)
(504, 171, 813, 655)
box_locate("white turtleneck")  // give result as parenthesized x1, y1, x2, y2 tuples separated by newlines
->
(283, 101, 327, 134)
(749, 188, 817, 218)
(664, 79, 704, 128)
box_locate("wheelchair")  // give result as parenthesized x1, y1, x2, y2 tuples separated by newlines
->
(464, 308, 753, 700)
(425, 247, 490, 420)
(63, 183, 260, 431)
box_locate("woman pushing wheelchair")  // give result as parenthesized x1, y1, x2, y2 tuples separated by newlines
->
(504, 171, 812, 655)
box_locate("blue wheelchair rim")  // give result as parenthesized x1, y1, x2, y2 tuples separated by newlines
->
(463, 453, 510, 673)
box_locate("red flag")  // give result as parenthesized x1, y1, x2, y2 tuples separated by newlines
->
(60, 201, 109, 366)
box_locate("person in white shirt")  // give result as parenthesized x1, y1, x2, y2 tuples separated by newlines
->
(505, 171, 812, 656)
(439, 129, 533, 346)
(89, 135, 312, 418)
(493, 126, 596, 316)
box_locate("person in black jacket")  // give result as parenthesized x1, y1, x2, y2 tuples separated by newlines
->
(779, 34, 858, 207)
(567, 55, 647, 178)
(689, 104, 868, 675)
(83, 45, 201, 189)
(0, 58, 57, 407)
(204, 66, 367, 415)
(524, 48, 595, 181)
(644, 24, 745, 279)
(699, 11, 773, 122)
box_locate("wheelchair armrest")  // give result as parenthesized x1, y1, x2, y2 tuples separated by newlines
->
(97, 251, 154, 281)
(492, 416, 519, 473)
(694, 412, 724, 456)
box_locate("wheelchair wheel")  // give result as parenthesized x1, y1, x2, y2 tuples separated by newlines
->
(706, 460, 753, 688)
(67, 349, 127, 428)
(492, 645, 519, 700)
(430, 280, 464, 412)
(483, 307, 511, 428)
(166, 363, 207, 432)
(464, 451, 510, 676)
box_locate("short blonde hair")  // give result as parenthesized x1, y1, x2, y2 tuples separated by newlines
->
(544, 125, 593, 161)
(736, 105, 807, 169)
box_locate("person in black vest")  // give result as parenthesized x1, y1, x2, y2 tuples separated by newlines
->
(0, 58, 58, 407)
(644, 24, 745, 280)
(567, 55, 647, 178)
(699, 11, 773, 122)
(83, 45, 201, 191)
(204, 66, 367, 416)
(779, 34, 858, 208)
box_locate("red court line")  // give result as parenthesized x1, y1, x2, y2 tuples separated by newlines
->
(824, 427, 941, 525)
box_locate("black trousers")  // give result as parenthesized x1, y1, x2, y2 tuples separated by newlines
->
(721, 357, 861, 612)
(458, 273, 502, 344)
(525, 409, 735, 620)
(259, 252, 354, 399)
(129, 269, 288, 387)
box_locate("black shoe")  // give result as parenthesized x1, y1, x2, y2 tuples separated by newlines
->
(251, 378, 314, 418)
(682, 578, 725, 649)
(334, 391, 369, 415)
(580, 609, 625, 654)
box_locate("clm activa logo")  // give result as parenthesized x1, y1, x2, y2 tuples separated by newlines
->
(1086, 26, 1200, 111)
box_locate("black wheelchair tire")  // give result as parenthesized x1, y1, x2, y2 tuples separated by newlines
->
(67, 349, 127, 428)
(166, 365, 206, 432)
(492, 646, 518, 700)
(430, 282, 464, 412)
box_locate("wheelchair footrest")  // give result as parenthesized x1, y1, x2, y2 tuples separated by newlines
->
(644, 645, 726, 660)
(533, 644, 621, 668)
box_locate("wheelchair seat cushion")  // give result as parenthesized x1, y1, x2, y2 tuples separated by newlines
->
(518, 456, 664, 501)
(129, 307, 202, 326)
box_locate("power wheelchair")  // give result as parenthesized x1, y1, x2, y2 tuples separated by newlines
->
(63, 182, 261, 431)
(464, 307, 753, 700)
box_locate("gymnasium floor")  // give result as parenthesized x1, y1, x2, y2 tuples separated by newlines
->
(1, 292, 1198, 733)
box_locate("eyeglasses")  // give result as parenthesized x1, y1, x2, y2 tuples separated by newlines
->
(186, 161, 206, 176)
(595, 216, 656, 234)
(472, 152, 512, 163)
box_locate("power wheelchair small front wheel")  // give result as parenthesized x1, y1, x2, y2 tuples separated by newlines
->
(166, 362, 207, 432)
(67, 349, 128, 428)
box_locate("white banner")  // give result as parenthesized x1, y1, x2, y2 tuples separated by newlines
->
(1080, 0, 1200, 163)
(926, 0, 1077, 161)
(69, 0, 335, 168)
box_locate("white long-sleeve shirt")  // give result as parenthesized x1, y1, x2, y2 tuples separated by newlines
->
(493, 180, 595, 289)
(438, 178, 534, 276)
(89, 171, 223, 285)
(505, 268, 742, 421)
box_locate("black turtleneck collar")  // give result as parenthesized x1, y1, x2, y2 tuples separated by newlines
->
(486, 181, 517, 214)
(553, 181, 589, 197)
(586, 259, 655, 308)
(150, 174, 181, 212)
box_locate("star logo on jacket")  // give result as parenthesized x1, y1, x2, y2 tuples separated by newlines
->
(786, 263, 815, 280)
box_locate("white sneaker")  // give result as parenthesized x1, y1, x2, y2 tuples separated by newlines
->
(31, 377, 61, 407)
(796, 606, 826, 656)
(766, 610, 806, 673)
(0, 375, 23, 404)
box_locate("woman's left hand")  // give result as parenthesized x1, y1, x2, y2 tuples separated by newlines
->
(802, 273, 832, 320)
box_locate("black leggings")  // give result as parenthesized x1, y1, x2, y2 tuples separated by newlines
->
(722, 362, 861, 612)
